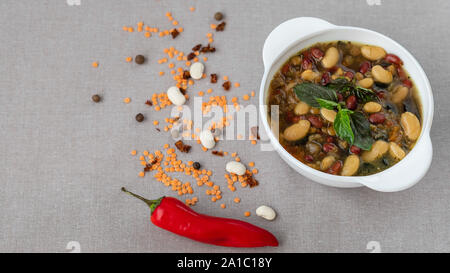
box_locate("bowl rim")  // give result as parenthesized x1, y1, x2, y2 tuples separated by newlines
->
(258, 23, 434, 185)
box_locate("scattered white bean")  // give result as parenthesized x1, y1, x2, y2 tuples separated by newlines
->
(226, 161, 246, 176)
(199, 129, 215, 149)
(189, 62, 205, 80)
(256, 205, 277, 221)
(167, 86, 186, 106)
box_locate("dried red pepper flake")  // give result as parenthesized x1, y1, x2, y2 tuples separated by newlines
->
(222, 81, 231, 91)
(187, 52, 196, 61)
(171, 29, 180, 39)
(192, 44, 202, 51)
(143, 159, 157, 172)
(210, 73, 218, 83)
(250, 126, 260, 140)
(145, 100, 153, 106)
(200, 44, 216, 53)
(244, 174, 259, 188)
(211, 150, 224, 157)
(175, 140, 191, 153)
(216, 22, 226, 31)
(182, 70, 191, 79)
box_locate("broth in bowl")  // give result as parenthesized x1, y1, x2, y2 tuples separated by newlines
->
(268, 41, 422, 176)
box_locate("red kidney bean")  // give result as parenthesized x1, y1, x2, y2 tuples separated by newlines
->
(307, 115, 323, 128)
(396, 66, 407, 81)
(328, 66, 338, 74)
(376, 91, 385, 99)
(311, 48, 324, 59)
(337, 93, 344, 102)
(285, 111, 300, 123)
(305, 155, 314, 163)
(344, 71, 354, 80)
(359, 61, 371, 74)
(327, 161, 342, 175)
(321, 72, 331, 85)
(326, 136, 335, 143)
(346, 95, 357, 110)
(281, 64, 290, 74)
(403, 79, 412, 88)
(350, 145, 361, 155)
(302, 58, 312, 70)
(369, 113, 386, 124)
(385, 54, 403, 65)
(323, 143, 337, 153)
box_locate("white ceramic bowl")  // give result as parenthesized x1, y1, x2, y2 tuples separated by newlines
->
(259, 17, 434, 192)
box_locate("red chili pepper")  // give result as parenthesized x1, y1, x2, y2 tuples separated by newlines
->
(122, 188, 279, 248)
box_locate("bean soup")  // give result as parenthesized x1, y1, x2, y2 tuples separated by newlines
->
(268, 41, 422, 176)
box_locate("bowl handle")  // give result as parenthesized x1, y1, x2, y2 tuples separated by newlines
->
(358, 134, 433, 192)
(262, 17, 335, 69)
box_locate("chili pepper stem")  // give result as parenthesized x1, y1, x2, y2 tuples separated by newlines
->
(121, 187, 163, 214)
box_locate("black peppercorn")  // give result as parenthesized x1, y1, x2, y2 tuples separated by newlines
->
(193, 162, 201, 170)
(135, 113, 144, 122)
(135, 55, 145, 64)
(214, 12, 223, 21)
(92, 94, 101, 103)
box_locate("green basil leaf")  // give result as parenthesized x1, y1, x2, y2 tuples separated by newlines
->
(315, 98, 339, 110)
(350, 112, 373, 150)
(334, 110, 354, 145)
(294, 83, 338, 108)
(354, 86, 379, 103)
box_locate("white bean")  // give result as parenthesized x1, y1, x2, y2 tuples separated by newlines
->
(357, 78, 374, 88)
(199, 130, 215, 149)
(371, 65, 393, 84)
(320, 108, 337, 123)
(341, 155, 360, 176)
(226, 161, 246, 176)
(389, 142, 406, 160)
(301, 69, 318, 81)
(361, 45, 386, 61)
(392, 85, 409, 103)
(321, 47, 340, 69)
(189, 62, 205, 80)
(320, 156, 336, 171)
(283, 120, 310, 141)
(361, 140, 389, 162)
(294, 101, 310, 115)
(256, 205, 277, 221)
(401, 112, 421, 141)
(363, 102, 382, 113)
(167, 86, 186, 106)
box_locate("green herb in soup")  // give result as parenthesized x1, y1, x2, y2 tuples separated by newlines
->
(268, 41, 421, 176)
